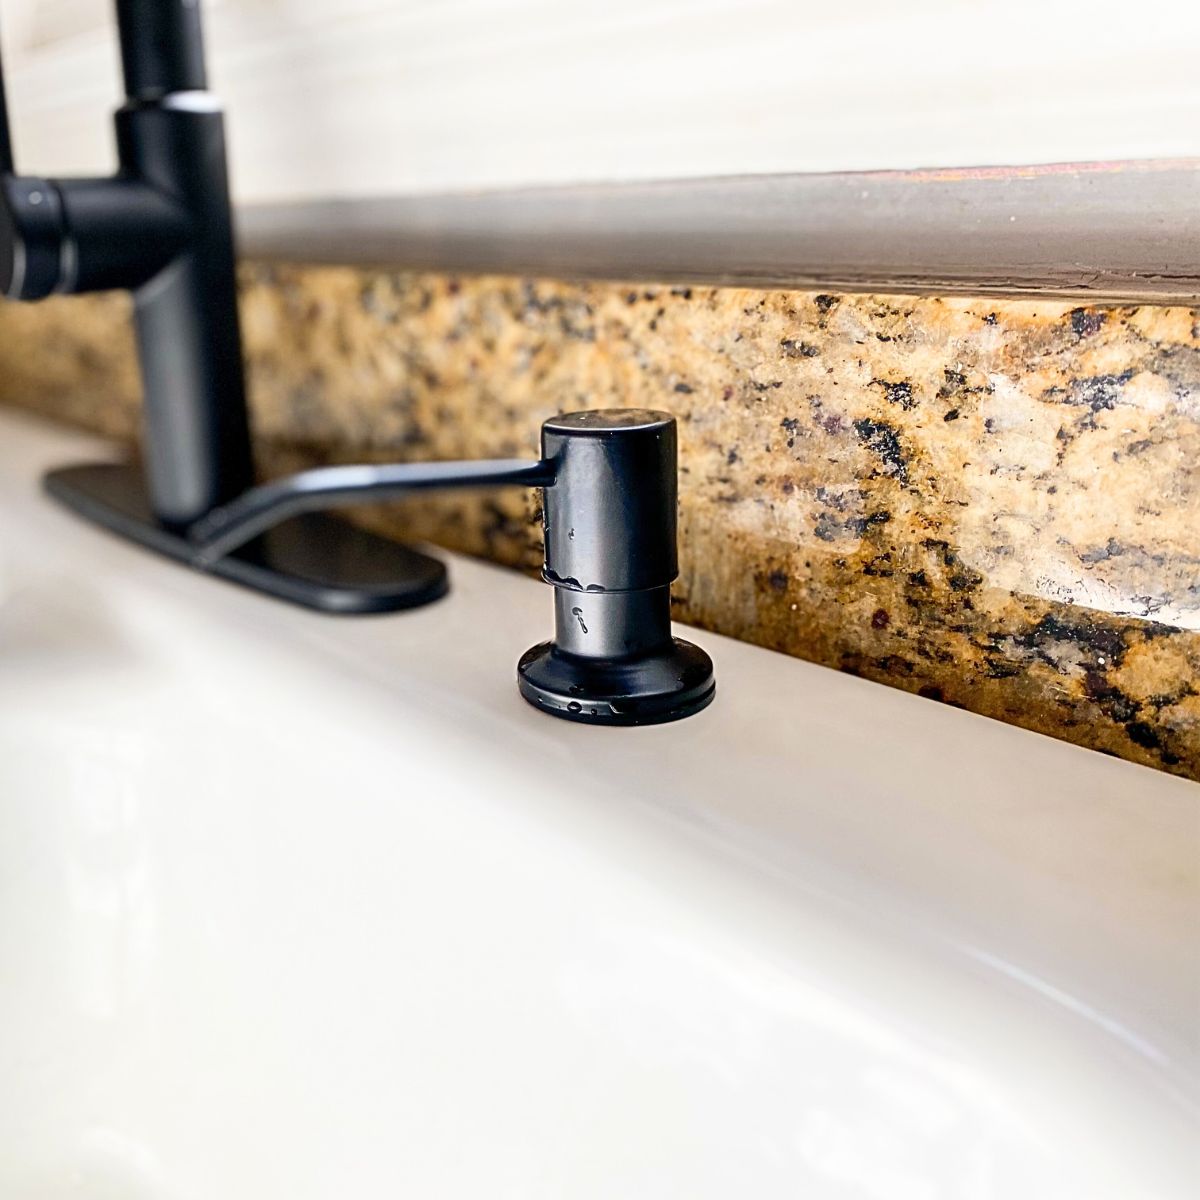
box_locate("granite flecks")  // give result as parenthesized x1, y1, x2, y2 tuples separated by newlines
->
(0, 267, 1197, 779)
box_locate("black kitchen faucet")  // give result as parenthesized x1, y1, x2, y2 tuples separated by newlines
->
(0, 2, 714, 725)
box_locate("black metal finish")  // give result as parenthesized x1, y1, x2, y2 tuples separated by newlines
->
(516, 638, 715, 726)
(0, 172, 66, 299)
(518, 410, 714, 725)
(1, 2, 253, 523)
(0, 0, 252, 523)
(115, 0, 208, 99)
(0, 18, 713, 716)
(188, 457, 555, 566)
(46, 463, 448, 614)
(540, 409, 677, 592)
(54, 176, 188, 293)
(118, 93, 254, 524)
(0, 25, 11, 175)
(2, 2, 448, 612)
(182, 408, 715, 724)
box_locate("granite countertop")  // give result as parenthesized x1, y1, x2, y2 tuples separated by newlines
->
(0, 268, 1196, 778)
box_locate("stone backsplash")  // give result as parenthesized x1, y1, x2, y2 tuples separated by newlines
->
(0, 266, 1197, 779)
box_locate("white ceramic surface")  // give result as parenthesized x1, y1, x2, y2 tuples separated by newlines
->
(0, 410, 1196, 1199)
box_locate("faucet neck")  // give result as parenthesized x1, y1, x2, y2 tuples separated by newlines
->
(115, 0, 208, 100)
(1, 0, 253, 523)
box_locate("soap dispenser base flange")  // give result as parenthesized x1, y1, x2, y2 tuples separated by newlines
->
(517, 639, 715, 726)
(44, 461, 449, 614)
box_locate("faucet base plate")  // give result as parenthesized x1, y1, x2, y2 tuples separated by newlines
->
(517, 638, 715, 725)
(44, 461, 449, 614)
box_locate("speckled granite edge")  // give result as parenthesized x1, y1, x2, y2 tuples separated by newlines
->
(0, 267, 1197, 779)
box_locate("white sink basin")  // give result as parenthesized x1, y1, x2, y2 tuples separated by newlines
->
(0, 409, 1196, 1199)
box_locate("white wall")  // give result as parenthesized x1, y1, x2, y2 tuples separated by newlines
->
(2, 0, 1198, 203)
